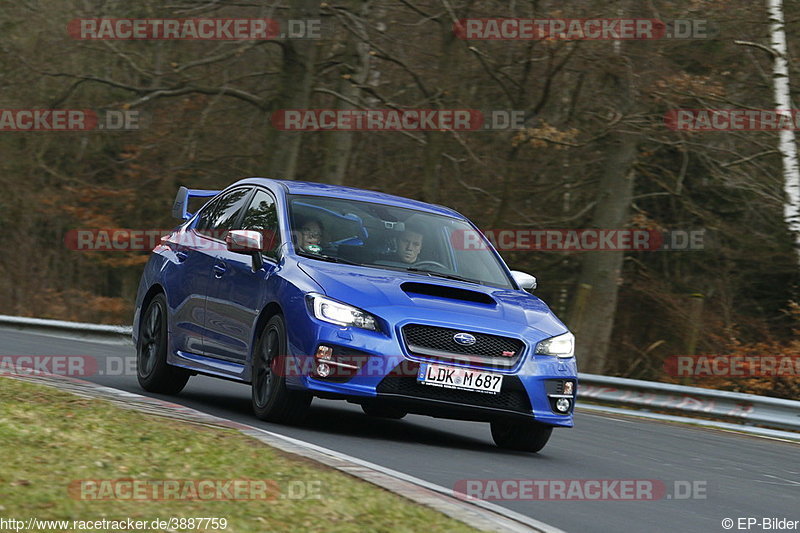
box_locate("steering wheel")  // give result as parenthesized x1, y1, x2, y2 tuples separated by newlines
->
(412, 260, 449, 270)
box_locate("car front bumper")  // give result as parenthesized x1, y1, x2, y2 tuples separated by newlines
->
(284, 313, 577, 428)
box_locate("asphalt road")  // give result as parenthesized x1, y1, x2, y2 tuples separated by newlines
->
(2, 326, 798, 533)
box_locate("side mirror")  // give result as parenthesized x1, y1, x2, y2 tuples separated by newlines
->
(226, 230, 264, 271)
(511, 270, 537, 291)
(227, 230, 264, 253)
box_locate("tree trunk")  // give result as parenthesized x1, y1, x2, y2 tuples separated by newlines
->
(320, 2, 375, 185)
(266, 0, 320, 179)
(571, 38, 639, 372)
(421, 23, 459, 203)
(573, 129, 638, 373)
(421, 131, 443, 203)
(767, 0, 800, 262)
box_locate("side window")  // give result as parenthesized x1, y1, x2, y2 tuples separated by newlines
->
(194, 198, 219, 234)
(197, 188, 252, 238)
(241, 189, 281, 257)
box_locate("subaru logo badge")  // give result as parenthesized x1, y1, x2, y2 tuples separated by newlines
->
(453, 332, 477, 346)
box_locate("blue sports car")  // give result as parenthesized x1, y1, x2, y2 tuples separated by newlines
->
(133, 178, 577, 452)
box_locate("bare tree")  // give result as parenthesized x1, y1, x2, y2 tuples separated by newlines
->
(767, 0, 800, 263)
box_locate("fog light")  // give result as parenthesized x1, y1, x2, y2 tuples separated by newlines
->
(315, 345, 333, 360)
(563, 381, 574, 395)
(556, 398, 571, 412)
(316, 363, 331, 378)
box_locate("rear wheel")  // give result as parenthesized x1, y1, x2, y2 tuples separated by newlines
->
(137, 293, 190, 394)
(361, 402, 407, 420)
(490, 419, 553, 453)
(251, 315, 311, 423)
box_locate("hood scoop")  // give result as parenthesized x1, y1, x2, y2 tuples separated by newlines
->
(401, 282, 496, 306)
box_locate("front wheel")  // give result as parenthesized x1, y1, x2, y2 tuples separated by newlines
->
(490, 419, 553, 453)
(137, 293, 190, 394)
(251, 315, 311, 423)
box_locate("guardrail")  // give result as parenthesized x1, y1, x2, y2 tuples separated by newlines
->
(0, 315, 797, 433)
(579, 373, 800, 433)
(0, 315, 132, 342)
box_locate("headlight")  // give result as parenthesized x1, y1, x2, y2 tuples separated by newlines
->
(307, 294, 378, 331)
(535, 331, 575, 358)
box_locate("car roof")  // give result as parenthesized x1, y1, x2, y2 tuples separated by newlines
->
(233, 177, 465, 219)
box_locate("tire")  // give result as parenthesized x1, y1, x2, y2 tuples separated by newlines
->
(361, 402, 407, 420)
(137, 293, 191, 394)
(490, 419, 553, 453)
(251, 315, 312, 423)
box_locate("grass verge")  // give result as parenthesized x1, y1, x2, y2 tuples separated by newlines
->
(0, 377, 478, 533)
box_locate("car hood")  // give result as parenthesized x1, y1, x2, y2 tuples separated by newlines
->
(297, 259, 566, 338)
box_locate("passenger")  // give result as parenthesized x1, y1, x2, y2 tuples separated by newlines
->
(295, 215, 324, 253)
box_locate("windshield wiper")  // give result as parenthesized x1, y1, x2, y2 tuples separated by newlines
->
(404, 268, 485, 285)
(296, 251, 362, 266)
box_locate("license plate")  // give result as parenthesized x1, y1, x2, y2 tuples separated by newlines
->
(417, 363, 503, 394)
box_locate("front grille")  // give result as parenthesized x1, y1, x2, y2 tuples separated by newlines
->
(401, 324, 525, 368)
(376, 361, 532, 414)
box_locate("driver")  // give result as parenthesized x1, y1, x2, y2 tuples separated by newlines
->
(395, 227, 423, 264)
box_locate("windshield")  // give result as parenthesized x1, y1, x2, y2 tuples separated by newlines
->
(287, 194, 514, 289)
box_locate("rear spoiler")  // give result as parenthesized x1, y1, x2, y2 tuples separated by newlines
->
(172, 186, 220, 220)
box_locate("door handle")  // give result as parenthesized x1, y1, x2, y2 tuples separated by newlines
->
(175, 251, 188, 263)
(213, 263, 227, 278)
